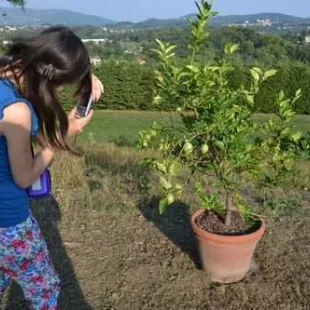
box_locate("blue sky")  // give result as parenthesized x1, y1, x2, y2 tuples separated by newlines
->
(3, 0, 309, 21)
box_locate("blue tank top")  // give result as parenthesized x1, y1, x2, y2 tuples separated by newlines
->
(0, 79, 39, 228)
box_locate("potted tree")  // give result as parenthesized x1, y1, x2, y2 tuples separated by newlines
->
(139, 0, 310, 283)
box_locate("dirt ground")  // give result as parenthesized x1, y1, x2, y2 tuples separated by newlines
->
(2, 145, 310, 310)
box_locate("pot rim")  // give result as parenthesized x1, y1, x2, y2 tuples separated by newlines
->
(191, 209, 266, 244)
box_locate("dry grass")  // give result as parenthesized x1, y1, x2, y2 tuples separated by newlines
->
(51, 143, 158, 211)
(51, 142, 203, 213)
(2, 142, 310, 310)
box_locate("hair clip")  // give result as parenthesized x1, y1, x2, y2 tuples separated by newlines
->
(37, 63, 56, 81)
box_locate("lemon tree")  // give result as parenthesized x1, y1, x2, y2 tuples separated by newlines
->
(139, 1, 310, 225)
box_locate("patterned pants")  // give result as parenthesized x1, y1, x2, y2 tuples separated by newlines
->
(0, 215, 60, 310)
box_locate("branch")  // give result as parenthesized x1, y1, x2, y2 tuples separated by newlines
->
(6, 0, 25, 8)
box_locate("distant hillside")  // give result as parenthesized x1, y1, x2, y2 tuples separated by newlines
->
(211, 13, 310, 26)
(110, 13, 310, 29)
(0, 7, 115, 25)
(0, 9, 309, 29)
(134, 18, 190, 29)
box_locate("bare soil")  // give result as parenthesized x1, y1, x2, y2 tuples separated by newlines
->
(2, 199, 310, 310)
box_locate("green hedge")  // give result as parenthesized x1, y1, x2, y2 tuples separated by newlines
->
(60, 60, 310, 114)
(229, 63, 310, 114)
(93, 61, 155, 110)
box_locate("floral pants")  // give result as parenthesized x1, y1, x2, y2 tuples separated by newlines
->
(0, 214, 60, 310)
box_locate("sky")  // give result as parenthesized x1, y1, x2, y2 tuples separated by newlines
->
(1, 0, 309, 22)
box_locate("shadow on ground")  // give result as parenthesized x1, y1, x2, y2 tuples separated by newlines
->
(138, 196, 202, 270)
(2, 196, 92, 310)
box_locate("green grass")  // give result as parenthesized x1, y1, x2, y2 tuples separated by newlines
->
(254, 113, 310, 132)
(78, 110, 181, 145)
(78, 110, 310, 145)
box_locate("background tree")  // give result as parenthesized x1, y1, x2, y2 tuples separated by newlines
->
(6, 0, 25, 8)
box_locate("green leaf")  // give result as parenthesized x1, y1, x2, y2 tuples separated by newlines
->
(168, 161, 180, 176)
(280, 128, 290, 136)
(166, 52, 176, 59)
(154, 71, 164, 83)
(295, 88, 302, 97)
(199, 194, 223, 212)
(151, 49, 163, 57)
(155, 162, 167, 174)
(282, 110, 295, 121)
(209, 66, 220, 72)
(291, 131, 302, 142)
(234, 193, 253, 220)
(230, 44, 240, 54)
(159, 197, 169, 215)
(160, 177, 172, 191)
(263, 69, 277, 80)
(245, 94, 254, 106)
(150, 130, 157, 137)
(167, 193, 174, 204)
(174, 184, 183, 194)
(250, 69, 260, 82)
(237, 201, 252, 220)
(153, 95, 162, 105)
(279, 90, 285, 101)
(186, 65, 200, 73)
(224, 43, 239, 55)
(214, 140, 225, 150)
(155, 38, 165, 50)
(252, 67, 263, 76)
(166, 45, 176, 54)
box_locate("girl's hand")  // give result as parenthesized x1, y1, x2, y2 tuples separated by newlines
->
(67, 108, 93, 136)
(92, 74, 104, 102)
(65, 74, 101, 137)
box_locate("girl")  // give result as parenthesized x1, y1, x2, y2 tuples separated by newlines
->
(0, 27, 103, 309)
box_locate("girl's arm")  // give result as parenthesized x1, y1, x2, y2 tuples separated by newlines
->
(1, 75, 103, 189)
(2, 101, 93, 189)
(2, 102, 55, 188)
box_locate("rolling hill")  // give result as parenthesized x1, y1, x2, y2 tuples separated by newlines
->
(0, 7, 115, 25)
(211, 13, 310, 27)
(0, 8, 308, 29)
(127, 13, 310, 29)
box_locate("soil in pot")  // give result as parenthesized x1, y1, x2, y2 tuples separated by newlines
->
(196, 211, 261, 236)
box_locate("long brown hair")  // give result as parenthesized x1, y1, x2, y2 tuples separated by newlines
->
(0, 26, 92, 151)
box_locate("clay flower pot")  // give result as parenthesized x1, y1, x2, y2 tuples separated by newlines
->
(191, 209, 266, 283)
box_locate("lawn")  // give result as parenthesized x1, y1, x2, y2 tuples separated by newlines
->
(80, 110, 310, 145)
(78, 110, 180, 145)
(2, 111, 310, 310)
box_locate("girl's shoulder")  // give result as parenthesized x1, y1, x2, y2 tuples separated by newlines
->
(0, 79, 39, 136)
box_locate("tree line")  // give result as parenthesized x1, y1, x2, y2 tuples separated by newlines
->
(58, 59, 310, 115)
(2, 21, 309, 114)
(80, 26, 310, 114)
(84, 26, 310, 66)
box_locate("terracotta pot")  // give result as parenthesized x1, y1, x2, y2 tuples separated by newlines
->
(191, 209, 266, 283)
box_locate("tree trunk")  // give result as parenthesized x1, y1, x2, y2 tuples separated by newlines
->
(225, 191, 233, 226)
